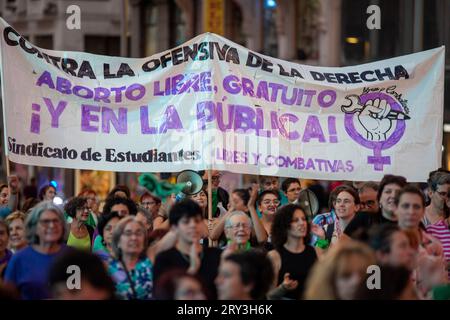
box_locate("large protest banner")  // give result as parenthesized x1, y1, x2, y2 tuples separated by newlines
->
(0, 18, 445, 182)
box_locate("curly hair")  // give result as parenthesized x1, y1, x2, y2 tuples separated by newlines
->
(271, 204, 310, 250)
(102, 197, 137, 216)
(64, 197, 88, 218)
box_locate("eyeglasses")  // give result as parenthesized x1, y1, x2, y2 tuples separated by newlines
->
(142, 201, 156, 206)
(436, 191, 450, 198)
(122, 230, 145, 237)
(211, 175, 221, 181)
(39, 218, 61, 227)
(287, 187, 301, 193)
(77, 207, 90, 212)
(262, 200, 280, 206)
(226, 222, 251, 230)
(360, 200, 376, 208)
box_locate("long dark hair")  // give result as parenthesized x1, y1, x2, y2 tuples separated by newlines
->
(271, 204, 311, 250)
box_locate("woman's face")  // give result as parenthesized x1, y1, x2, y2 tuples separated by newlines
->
(75, 204, 90, 222)
(288, 209, 308, 239)
(231, 192, 246, 211)
(118, 221, 145, 256)
(335, 253, 368, 300)
(103, 217, 120, 248)
(258, 193, 279, 216)
(141, 195, 160, 215)
(8, 218, 27, 250)
(379, 183, 402, 215)
(0, 224, 8, 253)
(396, 193, 424, 230)
(191, 191, 207, 209)
(174, 277, 206, 300)
(0, 187, 9, 205)
(44, 187, 56, 201)
(36, 210, 63, 245)
(85, 193, 98, 212)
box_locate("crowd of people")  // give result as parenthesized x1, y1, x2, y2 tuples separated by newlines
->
(0, 169, 449, 300)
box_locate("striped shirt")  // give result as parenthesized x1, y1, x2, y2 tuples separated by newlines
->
(425, 220, 450, 279)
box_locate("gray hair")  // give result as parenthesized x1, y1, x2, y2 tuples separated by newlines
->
(137, 206, 153, 228)
(111, 216, 148, 259)
(224, 211, 253, 229)
(25, 201, 67, 245)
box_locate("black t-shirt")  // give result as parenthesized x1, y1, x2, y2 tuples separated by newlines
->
(153, 246, 222, 299)
(276, 245, 317, 300)
(344, 210, 397, 241)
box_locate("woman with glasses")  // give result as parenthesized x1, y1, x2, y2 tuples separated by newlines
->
(64, 197, 94, 251)
(140, 193, 161, 221)
(4, 202, 68, 299)
(108, 216, 153, 300)
(253, 190, 281, 246)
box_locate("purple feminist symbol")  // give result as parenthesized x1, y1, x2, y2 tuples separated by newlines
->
(344, 92, 407, 171)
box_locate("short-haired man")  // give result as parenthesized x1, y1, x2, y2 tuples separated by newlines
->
(358, 182, 379, 214)
(153, 199, 222, 298)
(281, 178, 302, 204)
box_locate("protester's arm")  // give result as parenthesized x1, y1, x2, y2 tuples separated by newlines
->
(210, 210, 233, 241)
(248, 183, 268, 243)
(7, 175, 19, 212)
(153, 216, 169, 230)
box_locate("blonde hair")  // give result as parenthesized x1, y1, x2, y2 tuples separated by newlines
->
(111, 216, 148, 259)
(304, 240, 376, 300)
(5, 211, 27, 226)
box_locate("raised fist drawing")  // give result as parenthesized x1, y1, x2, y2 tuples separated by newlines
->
(341, 95, 392, 141)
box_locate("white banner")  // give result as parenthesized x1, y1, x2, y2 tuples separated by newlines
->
(0, 18, 445, 181)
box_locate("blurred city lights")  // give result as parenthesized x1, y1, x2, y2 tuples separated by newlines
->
(346, 37, 359, 44)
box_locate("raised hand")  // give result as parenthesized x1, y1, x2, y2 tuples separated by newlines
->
(310, 224, 325, 240)
(248, 183, 259, 207)
(358, 98, 392, 141)
(7, 175, 19, 194)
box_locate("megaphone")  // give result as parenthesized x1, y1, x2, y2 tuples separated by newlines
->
(295, 189, 319, 219)
(176, 170, 204, 195)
